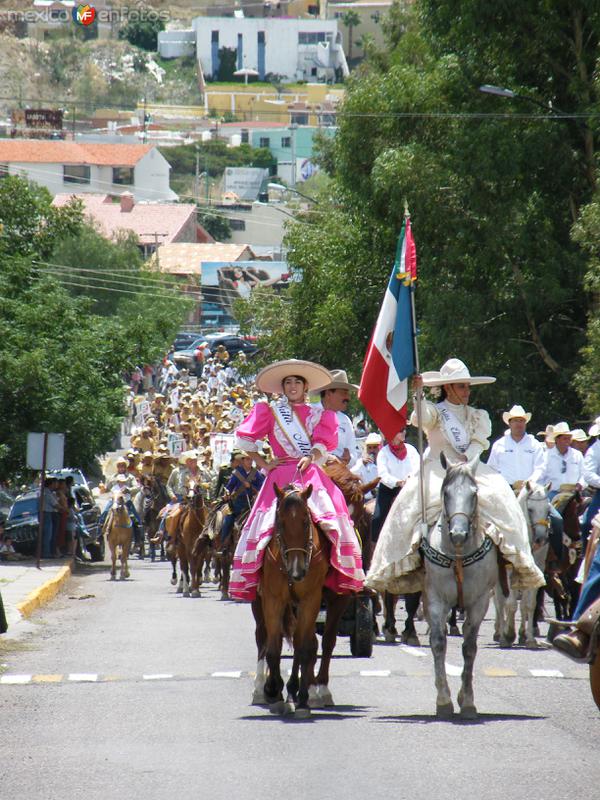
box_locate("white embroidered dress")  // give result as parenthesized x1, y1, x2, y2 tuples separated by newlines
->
(366, 397, 545, 594)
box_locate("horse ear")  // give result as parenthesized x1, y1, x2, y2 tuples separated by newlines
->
(302, 484, 313, 501)
(467, 454, 480, 475)
(360, 477, 380, 494)
(545, 482, 552, 493)
(526, 479, 532, 492)
(440, 453, 448, 471)
(274, 483, 283, 500)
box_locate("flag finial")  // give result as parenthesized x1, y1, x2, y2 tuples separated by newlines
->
(404, 200, 410, 218)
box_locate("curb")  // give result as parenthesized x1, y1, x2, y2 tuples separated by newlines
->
(15, 561, 74, 619)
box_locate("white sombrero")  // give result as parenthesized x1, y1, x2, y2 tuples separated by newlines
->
(571, 428, 590, 443)
(547, 421, 572, 441)
(421, 358, 496, 387)
(589, 416, 600, 437)
(255, 359, 333, 395)
(502, 405, 532, 425)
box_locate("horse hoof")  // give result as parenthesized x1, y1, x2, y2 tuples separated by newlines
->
(251, 689, 266, 706)
(110, 575, 116, 581)
(460, 705, 478, 720)
(283, 700, 295, 716)
(294, 706, 311, 720)
(383, 629, 396, 643)
(220, 592, 229, 601)
(183, 590, 190, 598)
(401, 632, 421, 647)
(317, 685, 334, 707)
(525, 639, 539, 650)
(436, 703, 454, 719)
(448, 625, 461, 637)
(493, 632, 500, 642)
(269, 700, 286, 715)
(191, 590, 201, 598)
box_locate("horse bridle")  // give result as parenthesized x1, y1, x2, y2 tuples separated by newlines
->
(275, 489, 315, 576)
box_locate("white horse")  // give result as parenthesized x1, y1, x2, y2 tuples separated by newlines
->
(422, 454, 498, 720)
(494, 481, 551, 649)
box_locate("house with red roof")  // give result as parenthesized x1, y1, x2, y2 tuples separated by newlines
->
(52, 193, 214, 259)
(0, 140, 177, 201)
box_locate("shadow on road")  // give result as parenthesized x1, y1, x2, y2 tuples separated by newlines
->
(374, 712, 547, 726)
(239, 704, 371, 723)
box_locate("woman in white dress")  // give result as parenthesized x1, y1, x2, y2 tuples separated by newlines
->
(366, 358, 545, 595)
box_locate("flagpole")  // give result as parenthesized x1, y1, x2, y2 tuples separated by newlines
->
(405, 203, 427, 534)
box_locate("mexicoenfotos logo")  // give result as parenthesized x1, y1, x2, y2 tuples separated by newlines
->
(72, 4, 96, 25)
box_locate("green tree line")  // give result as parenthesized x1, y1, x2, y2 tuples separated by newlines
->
(0, 177, 190, 479)
(237, 0, 600, 435)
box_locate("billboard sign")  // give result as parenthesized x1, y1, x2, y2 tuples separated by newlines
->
(201, 260, 290, 318)
(223, 167, 268, 201)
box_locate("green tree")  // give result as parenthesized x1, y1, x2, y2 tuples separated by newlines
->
(196, 208, 232, 241)
(261, 0, 598, 436)
(342, 10, 361, 63)
(118, 16, 165, 51)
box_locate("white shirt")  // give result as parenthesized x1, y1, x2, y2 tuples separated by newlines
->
(312, 403, 358, 461)
(376, 443, 420, 489)
(534, 446, 585, 492)
(487, 432, 544, 485)
(351, 457, 379, 499)
(583, 440, 600, 490)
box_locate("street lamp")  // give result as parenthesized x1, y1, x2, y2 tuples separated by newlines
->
(267, 182, 317, 203)
(479, 83, 553, 113)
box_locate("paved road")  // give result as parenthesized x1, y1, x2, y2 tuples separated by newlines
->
(1, 557, 597, 800)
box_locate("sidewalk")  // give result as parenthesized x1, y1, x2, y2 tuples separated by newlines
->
(0, 558, 74, 635)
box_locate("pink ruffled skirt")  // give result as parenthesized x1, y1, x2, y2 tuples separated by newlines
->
(230, 461, 365, 601)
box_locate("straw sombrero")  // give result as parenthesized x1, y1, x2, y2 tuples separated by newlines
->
(255, 359, 332, 395)
(421, 358, 496, 387)
(502, 405, 532, 425)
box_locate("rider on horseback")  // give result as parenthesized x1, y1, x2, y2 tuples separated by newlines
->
(218, 452, 264, 552)
(230, 359, 365, 602)
(99, 458, 141, 532)
(366, 359, 545, 595)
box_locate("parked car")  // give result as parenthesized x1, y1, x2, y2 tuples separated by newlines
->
(173, 331, 202, 351)
(46, 468, 89, 491)
(0, 488, 15, 525)
(4, 492, 39, 554)
(202, 334, 258, 359)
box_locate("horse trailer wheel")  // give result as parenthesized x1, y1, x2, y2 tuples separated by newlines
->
(350, 597, 373, 658)
(590, 650, 600, 711)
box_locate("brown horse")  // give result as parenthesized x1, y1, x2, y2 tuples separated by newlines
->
(105, 492, 133, 581)
(253, 483, 329, 718)
(546, 491, 585, 624)
(179, 485, 210, 597)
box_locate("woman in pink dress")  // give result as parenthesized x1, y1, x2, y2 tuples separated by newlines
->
(230, 359, 365, 601)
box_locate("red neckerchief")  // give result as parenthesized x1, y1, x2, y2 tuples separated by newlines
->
(389, 442, 407, 460)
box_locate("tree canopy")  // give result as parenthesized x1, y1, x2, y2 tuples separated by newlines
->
(0, 177, 190, 479)
(237, 0, 599, 435)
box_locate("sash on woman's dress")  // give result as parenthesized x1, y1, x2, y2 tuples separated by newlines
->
(437, 402, 470, 454)
(271, 400, 313, 458)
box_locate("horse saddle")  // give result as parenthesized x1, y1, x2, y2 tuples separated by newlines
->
(552, 489, 578, 514)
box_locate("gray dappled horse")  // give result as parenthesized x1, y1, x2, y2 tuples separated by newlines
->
(422, 454, 498, 719)
(494, 481, 550, 649)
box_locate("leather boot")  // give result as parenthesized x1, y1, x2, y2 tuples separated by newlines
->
(552, 629, 590, 662)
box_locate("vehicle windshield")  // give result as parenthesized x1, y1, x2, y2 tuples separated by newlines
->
(8, 498, 39, 519)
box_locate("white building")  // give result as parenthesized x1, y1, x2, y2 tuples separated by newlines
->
(0, 141, 177, 201)
(159, 17, 349, 83)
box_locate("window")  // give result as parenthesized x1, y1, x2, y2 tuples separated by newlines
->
(211, 30, 219, 42)
(290, 113, 309, 125)
(259, 137, 270, 148)
(63, 164, 90, 184)
(311, 67, 317, 76)
(298, 31, 328, 44)
(241, 130, 249, 143)
(230, 219, 246, 231)
(258, 31, 265, 44)
(281, 136, 291, 148)
(112, 166, 134, 185)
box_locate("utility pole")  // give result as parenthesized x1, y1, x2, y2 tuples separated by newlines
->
(290, 122, 297, 187)
(195, 145, 200, 201)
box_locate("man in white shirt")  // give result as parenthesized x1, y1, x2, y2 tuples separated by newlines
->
(351, 432, 381, 499)
(581, 416, 600, 545)
(488, 405, 563, 557)
(532, 422, 585, 496)
(371, 431, 420, 543)
(317, 370, 359, 465)
(487, 405, 545, 487)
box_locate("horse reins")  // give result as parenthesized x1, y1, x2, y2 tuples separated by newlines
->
(273, 487, 320, 598)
